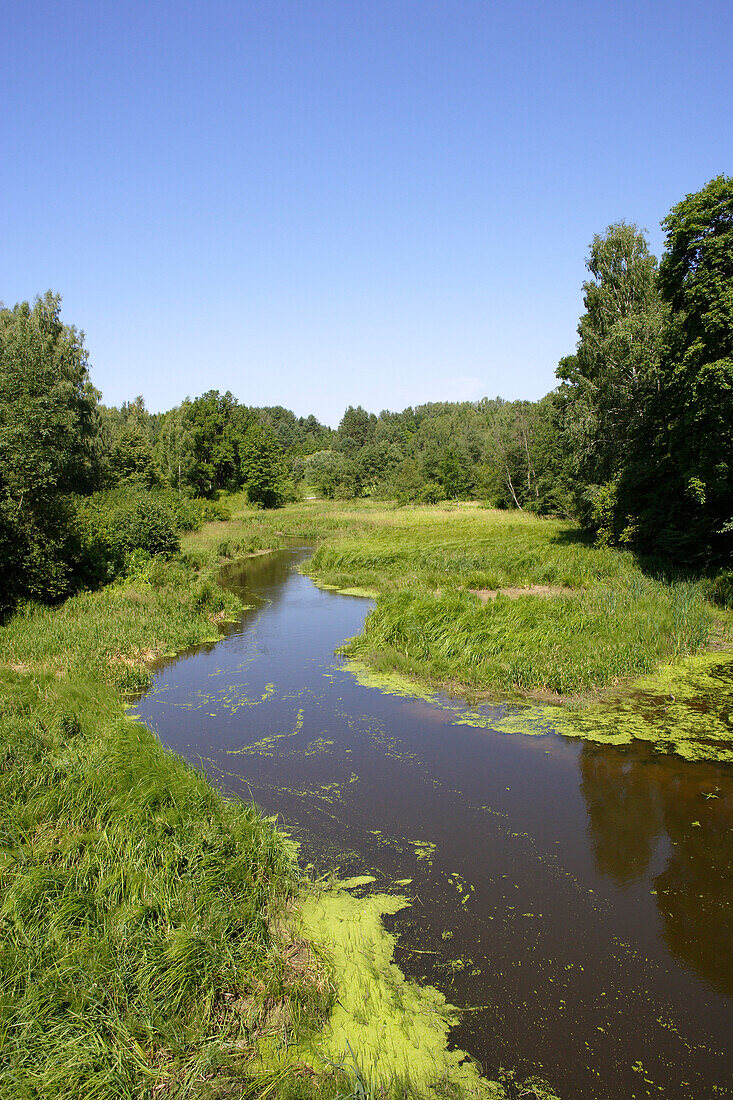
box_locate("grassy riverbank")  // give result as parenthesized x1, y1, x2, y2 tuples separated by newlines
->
(0, 549, 324, 1098)
(231, 498, 732, 761)
(0, 501, 531, 1100)
(3, 493, 725, 1095)
(249, 500, 730, 700)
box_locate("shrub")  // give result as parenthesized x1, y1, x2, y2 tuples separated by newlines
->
(419, 483, 442, 505)
(709, 570, 733, 610)
(73, 490, 182, 586)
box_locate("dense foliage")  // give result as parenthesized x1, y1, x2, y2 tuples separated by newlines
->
(558, 179, 733, 568)
(1, 177, 731, 616)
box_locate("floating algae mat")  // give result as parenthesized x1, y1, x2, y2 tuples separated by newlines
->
(486, 651, 733, 763)
(346, 650, 733, 763)
(137, 548, 733, 1100)
(295, 879, 506, 1098)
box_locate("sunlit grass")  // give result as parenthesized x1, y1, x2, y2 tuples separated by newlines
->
(0, 667, 335, 1098)
(246, 500, 727, 699)
(0, 499, 337, 1099)
(1, 497, 564, 1098)
(0, 559, 241, 692)
(2, 495, 723, 1095)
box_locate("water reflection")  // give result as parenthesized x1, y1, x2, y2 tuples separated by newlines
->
(580, 748, 664, 886)
(581, 743, 733, 996)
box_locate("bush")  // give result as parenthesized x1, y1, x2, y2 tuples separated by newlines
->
(709, 570, 733, 610)
(419, 483, 442, 505)
(0, 495, 78, 616)
(199, 496, 232, 521)
(589, 480, 619, 547)
(166, 493, 232, 528)
(74, 489, 182, 586)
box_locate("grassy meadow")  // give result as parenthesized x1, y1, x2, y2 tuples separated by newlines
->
(253, 500, 729, 701)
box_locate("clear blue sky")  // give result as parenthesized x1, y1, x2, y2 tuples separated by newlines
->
(2, 0, 731, 426)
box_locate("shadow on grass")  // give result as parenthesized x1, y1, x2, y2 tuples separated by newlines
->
(550, 525, 721, 590)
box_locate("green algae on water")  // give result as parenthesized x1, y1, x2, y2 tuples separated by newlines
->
(410, 839, 437, 864)
(485, 652, 733, 763)
(348, 646, 733, 763)
(295, 879, 504, 1098)
(342, 658, 440, 703)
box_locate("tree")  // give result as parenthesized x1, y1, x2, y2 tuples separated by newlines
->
(390, 456, 427, 503)
(154, 403, 195, 492)
(0, 293, 100, 611)
(0, 292, 99, 500)
(557, 223, 667, 532)
(437, 445, 473, 499)
(337, 405, 376, 453)
(240, 425, 288, 507)
(305, 450, 350, 498)
(183, 390, 254, 496)
(482, 398, 567, 513)
(107, 424, 161, 487)
(638, 175, 733, 565)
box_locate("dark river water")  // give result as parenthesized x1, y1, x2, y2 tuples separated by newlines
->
(136, 549, 733, 1100)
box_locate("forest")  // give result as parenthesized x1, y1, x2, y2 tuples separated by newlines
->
(2, 175, 732, 619)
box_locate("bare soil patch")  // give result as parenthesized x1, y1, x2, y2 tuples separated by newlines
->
(469, 585, 573, 603)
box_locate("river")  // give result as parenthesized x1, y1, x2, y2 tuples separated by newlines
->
(135, 548, 733, 1100)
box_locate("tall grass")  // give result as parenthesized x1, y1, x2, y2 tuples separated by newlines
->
(2, 498, 519, 1099)
(0, 500, 336, 1099)
(344, 580, 715, 697)
(0, 669, 333, 1099)
(253, 501, 726, 699)
(0, 558, 242, 693)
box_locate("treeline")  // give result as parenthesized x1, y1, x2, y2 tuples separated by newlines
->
(0, 297, 326, 614)
(304, 175, 733, 573)
(1, 176, 731, 615)
(557, 176, 732, 571)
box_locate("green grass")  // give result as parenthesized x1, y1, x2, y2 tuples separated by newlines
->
(245, 500, 728, 700)
(0, 503, 334, 1099)
(8, 492, 713, 1096)
(0, 561, 241, 694)
(0, 668, 335, 1099)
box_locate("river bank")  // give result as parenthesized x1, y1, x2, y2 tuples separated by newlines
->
(212, 498, 733, 762)
(0, 499, 536, 1099)
(137, 545, 733, 1100)
(3, 493, 729, 1096)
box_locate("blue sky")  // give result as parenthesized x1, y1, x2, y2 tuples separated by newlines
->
(2, 0, 731, 426)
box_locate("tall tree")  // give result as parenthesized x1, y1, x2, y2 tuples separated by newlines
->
(183, 390, 254, 496)
(239, 425, 288, 507)
(630, 176, 733, 564)
(557, 223, 667, 531)
(337, 405, 376, 453)
(0, 292, 99, 610)
(0, 292, 99, 499)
